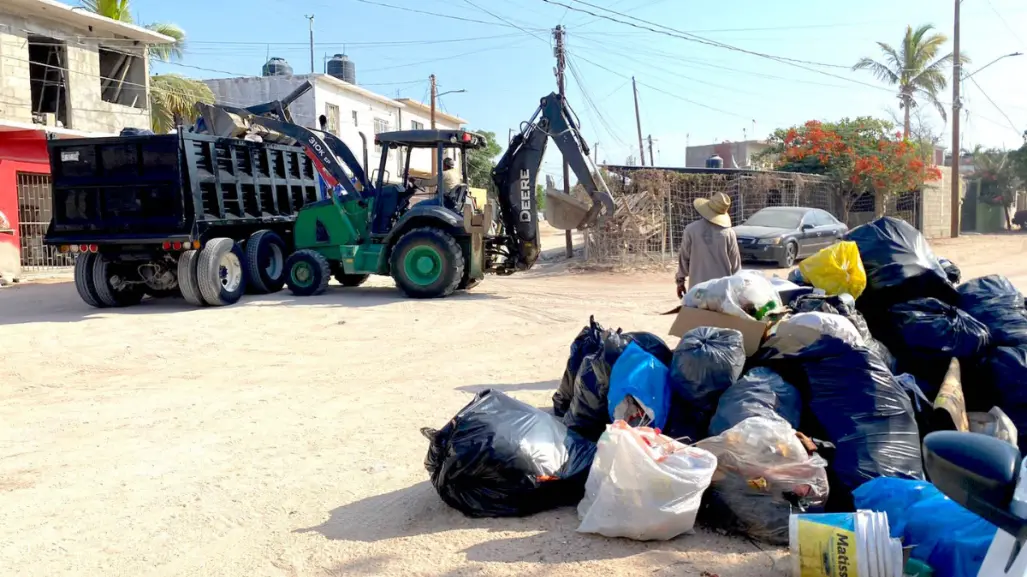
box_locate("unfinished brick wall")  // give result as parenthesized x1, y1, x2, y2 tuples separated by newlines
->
(920, 166, 961, 239)
(0, 12, 151, 134)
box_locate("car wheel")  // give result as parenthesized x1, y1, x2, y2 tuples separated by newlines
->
(778, 241, 797, 268)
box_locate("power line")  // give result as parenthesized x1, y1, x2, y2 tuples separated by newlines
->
(967, 76, 1024, 137)
(348, 0, 547, 29)
(984, 0, 1027, 49)
(541, 0, 853, 70)
(358, 37, 533, 74)
(459, 0, 553, 44)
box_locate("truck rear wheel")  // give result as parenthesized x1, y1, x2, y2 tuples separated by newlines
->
(245, 230, 288, 294)
(91, 256, 145, 307)
(285, 249, 331, 296)
(74, 253, 105, 308)
(177, 250, 207, 307)
(197, 238, 247, 306)
(390, 227, 464, 299)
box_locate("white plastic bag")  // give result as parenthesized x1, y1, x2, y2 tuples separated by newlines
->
(695, 417, 829, 544)
(969, 406, 1019, 446)
(576, 421, 718, 541)
(683, 270, 780, 320)
(774, 311, 865, 349)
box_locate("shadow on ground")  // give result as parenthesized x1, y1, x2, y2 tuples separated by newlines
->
(0, 282, 505, 326)
(299, 481, 785, 574)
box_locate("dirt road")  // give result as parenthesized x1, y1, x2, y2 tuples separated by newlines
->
(1, 232, 1025, 577)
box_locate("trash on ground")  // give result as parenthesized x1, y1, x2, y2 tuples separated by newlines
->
(423, 389, 596, 518)
(968, 407, 1019, 446)
(853, 477, 996, 577)
(576, 421, 717, 541)
(553, 316, 605, 417)
(608, 342, 671, 429)
(667, 304, 770, 356)
(792, 292, 871, 340)
(707, 367, 802, 436)
(789, 509, 904, 577)
(666, 327, 745, 441)
(563, 329, 631, 441)
(931, 359, 969, 433)
(797, 240, 867, 299)
(758, 333, 923, 510)
(957, 275, 1027, 347)
(843, 216, 958, 311)
(939, 257, 961, 285)
(978, 345, 1027, 450)
(695, 417, 828, 545)
(774, 311, 865, 349)
(683, 270, 781, 321)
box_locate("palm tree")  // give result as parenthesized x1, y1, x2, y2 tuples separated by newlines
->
(80, 0, 212, 132)
(853, 24, 966, 139)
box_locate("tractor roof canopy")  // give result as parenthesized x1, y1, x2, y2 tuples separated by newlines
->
(376, 130, 487, 149)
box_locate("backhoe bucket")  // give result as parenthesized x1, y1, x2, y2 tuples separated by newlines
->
(544, 188, 591, 230)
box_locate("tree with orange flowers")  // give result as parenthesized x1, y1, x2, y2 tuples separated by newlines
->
(758, 117, 942, 220)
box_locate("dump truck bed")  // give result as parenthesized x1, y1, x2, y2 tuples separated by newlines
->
(44, 132, 321, 245)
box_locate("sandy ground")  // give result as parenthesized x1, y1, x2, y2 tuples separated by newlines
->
(2, 228, 1026, 577)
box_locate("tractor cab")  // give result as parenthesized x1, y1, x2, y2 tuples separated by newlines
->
(369, 130, 487, 235)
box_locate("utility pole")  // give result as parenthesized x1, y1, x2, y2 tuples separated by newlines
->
(305, 15, 315, 74)
(430, 74, 438, 176)
(632, 77, 646, 167)
(646, 135, 655, 167)
(554, 25, 573, 258)
(950, 0, 962, 238)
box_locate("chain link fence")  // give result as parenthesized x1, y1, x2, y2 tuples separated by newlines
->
(584, 168, 842, 265)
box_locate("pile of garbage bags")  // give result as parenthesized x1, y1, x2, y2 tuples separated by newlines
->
(420, 216, 1026, 563)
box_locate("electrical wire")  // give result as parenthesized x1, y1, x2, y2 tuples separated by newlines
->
(565, 54, 629, 148)
(459, 0, 553, 44)
(349, 0, 547, 29)
(966, 76, 1024, 137)
(985, 0, 1027, 49)
(358, 37, 533, 74)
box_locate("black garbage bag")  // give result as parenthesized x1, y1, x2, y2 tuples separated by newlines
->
(843, 216, 958, 311)
(980, 345, 1027, 451)
(880, 298, 990, 398)
(621, 331, 673, 367)
(793, 293, 871, 340)
(866, 338, 898, 374)
(788, 267, 810, 286)
(958, 275, 1027, 347)
(553, 316, 605, 417)
(939, 258, 961, 285)
(423, 389, 597, 518)
(563, 330, 630, 441)
(708, 367, 802, 436)
(666, 327, 746, 441)
(757, 334, 923, 510)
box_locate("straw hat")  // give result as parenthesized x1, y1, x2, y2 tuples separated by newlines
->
(694, 192, 732, 228)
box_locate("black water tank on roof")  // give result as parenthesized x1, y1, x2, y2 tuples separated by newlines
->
(706, 154, 724, 169)
(327, 54, 356, 84)
(262, 57, 293, 77)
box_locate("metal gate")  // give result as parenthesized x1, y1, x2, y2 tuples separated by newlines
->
(17, 172, 73, 271)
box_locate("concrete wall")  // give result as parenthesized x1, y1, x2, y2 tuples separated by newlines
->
(920, 166, 962, 239)
(0, 11, 151, 133)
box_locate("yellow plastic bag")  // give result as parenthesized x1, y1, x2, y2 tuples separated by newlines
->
(798, 241, 867, 299)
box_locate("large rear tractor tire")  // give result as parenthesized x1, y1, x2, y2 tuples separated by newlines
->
(389, 227, 464, 299)
(245, 229, 288, 294)
(177, 250, 207, 307)
(197, 238, 247, 306)
(285, 249, 331, 296)
(91, 255, 145, 307)
(74, 253, 105, 308)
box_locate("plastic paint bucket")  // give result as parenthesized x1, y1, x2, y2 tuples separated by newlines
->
(789, 510, 904, 577)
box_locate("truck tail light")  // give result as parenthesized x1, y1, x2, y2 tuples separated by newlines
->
(172, 241, 182, 250)
(88, 244, 98, 253)
(162, 241, 172, 250)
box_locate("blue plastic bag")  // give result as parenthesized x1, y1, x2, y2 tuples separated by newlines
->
(608, 342, 671, 430)
(853, 477, 997, 577)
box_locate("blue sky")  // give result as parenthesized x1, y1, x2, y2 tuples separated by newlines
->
(126, 0, 1026, 175)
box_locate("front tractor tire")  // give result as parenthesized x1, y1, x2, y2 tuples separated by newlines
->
(285, 250, 331, 296)
(197, 238, 247, 306)
(390, 227, 464, 299)
(91, 255, 145, 307)
(245, 229, 288, 294)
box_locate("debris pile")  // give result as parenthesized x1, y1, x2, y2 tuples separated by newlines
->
(422, 216, 1026, 576)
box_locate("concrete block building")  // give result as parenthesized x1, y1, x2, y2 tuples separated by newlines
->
(0, 0, 173, 280)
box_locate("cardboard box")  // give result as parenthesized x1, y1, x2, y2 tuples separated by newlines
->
(664, 305, 770, 356)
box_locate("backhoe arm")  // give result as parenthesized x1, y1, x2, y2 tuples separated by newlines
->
(492, 93, 615, 270)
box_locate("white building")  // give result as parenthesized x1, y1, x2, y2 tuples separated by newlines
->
(203, 74, 467, 184)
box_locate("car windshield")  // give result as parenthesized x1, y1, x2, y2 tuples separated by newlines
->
(744, 210, 804, 229)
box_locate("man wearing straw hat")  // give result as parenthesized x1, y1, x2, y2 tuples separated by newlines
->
(675, 192, 741, 298)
